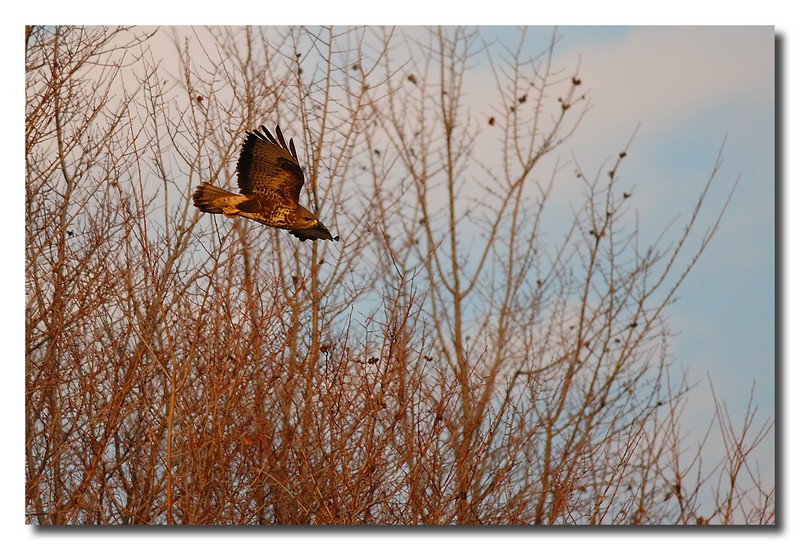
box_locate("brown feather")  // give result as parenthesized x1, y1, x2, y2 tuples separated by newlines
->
(193, 125, 338, 242)
(236, 125, 305, 201)
(193, 183, 247, 216)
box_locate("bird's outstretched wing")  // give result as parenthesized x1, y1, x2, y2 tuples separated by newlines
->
(236, 125, 305, 202)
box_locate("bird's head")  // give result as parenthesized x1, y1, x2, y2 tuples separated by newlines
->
(294, 205, 320, 229)
(291, 206, 339, 242)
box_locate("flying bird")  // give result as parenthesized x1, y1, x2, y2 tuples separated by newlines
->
(193, 125, 338, 242)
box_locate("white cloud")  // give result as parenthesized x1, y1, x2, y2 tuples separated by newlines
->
(561, 26, 773, 137)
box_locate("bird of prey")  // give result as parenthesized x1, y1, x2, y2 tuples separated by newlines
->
(193, 125, 338, 242)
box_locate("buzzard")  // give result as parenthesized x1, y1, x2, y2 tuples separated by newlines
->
(193, 125, 338, 242)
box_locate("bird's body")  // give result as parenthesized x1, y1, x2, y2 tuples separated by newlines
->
(193, 125, 338, 242)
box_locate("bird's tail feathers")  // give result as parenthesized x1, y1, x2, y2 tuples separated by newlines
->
(193, 183, 246, 217)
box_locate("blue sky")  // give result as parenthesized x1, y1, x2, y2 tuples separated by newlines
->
(468, 25, 775, 487)
(548, 26, 775, 440)
(453, 25, 775, 458)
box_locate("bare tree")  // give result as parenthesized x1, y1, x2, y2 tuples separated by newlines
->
(25, 25, 773, 525)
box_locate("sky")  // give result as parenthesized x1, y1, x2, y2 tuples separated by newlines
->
(6, 0, 791, 546)
(416, 25, 776, 482)
(401, 25, 776, 458)
(462, 25, 776, 503)
(548, 25, 775, 454)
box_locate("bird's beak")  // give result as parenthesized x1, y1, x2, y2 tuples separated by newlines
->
(290, 221, 340, 242)
(314, 221, 340, 241)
